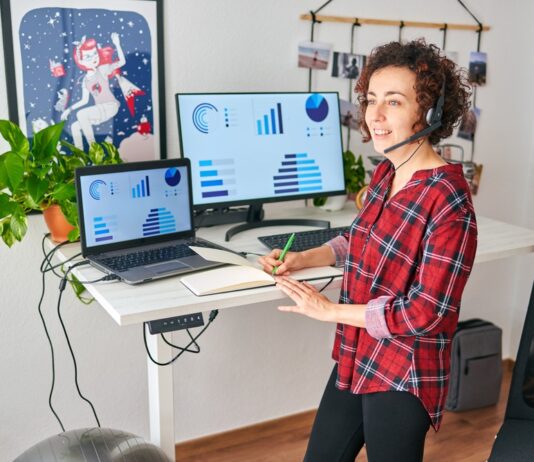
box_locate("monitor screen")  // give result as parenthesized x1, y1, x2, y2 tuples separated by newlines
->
(176, 92, 345, 209)
(76, 160, 193, 252)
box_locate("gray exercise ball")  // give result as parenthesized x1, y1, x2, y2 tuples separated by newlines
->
(14, 427, 170, 462)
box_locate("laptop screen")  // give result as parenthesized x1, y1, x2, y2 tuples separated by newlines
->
(76, 160, 193, 253)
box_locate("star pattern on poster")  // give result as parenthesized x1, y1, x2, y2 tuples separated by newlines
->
(18, 6, 154, 155)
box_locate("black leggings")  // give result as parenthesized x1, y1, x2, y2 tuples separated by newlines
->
(304, 365, 431, 462)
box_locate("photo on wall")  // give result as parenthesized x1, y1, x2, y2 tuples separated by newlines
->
(298, 41, 332, 70)
(331, 52, 366, 79)
(0, 0, 166, 161)
(457, 107, 481, 140)
(468, 51, 487, 86)
(339, 99, 359, 130)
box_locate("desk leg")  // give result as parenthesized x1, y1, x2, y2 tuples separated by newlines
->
(146, 325, 176, 461)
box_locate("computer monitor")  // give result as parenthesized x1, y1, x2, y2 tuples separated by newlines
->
(176, 92, 345, 239)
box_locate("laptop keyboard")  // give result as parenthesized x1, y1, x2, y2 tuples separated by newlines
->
(258, 226, 350, 252)
(94, 239, 215, 273)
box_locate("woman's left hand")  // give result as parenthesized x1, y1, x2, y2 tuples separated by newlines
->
(275, 276, 336, 322)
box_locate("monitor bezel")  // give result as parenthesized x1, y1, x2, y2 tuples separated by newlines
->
(175, 91, 347, 211)
(75, 158, 195, 257)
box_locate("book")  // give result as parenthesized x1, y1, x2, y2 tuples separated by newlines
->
(180, 246, 343, 296)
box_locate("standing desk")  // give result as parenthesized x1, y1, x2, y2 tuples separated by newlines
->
(50, 203, 534, 461)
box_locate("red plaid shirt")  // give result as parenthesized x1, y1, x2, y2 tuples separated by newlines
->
(326, 160, 477, 430)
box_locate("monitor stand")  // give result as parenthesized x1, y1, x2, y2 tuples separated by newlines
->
(224, 203, 330, 241)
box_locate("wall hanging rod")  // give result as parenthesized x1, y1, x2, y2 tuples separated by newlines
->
(299, 14, 490, 32)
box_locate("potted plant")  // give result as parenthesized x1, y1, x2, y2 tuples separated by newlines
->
(314, 150, 366, 210)
(0, 119, 122, 246)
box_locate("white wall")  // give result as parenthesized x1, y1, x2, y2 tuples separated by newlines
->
(1, 0, 533, 459)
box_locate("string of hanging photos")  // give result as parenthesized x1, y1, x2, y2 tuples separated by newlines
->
(300, 1, 489, 194)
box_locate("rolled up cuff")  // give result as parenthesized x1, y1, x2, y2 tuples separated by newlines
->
(366, 295, 394, 339)
(323, 235, 348, 267)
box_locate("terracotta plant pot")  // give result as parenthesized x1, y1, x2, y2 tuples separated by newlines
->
(42, 204, 75, 243)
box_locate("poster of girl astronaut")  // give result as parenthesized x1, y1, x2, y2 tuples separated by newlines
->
(0, 0, 165, 161)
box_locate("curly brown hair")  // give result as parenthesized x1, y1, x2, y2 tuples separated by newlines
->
(356, 39, 471, 145)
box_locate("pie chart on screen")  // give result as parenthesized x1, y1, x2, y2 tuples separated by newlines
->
(305, 94, 329, 122)
(165, 168, 181, 187)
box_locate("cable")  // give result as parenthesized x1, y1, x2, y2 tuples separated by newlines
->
(161, 329, 201, 354)
(40, 234, 75, 278)
(394, 139, 424, 172)
(58, 265, 102, 427)
(318, 276, 335, 293)
(37, 262, 65, 432)
(37, 233, 79, 432)
(144, 310, 219, 366)
(39, 236, 115, 430)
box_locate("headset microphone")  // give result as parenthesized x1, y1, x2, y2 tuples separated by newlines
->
(383, 80, 446, 154)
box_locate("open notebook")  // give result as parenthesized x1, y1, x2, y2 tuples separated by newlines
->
(180, 246, 343, 296)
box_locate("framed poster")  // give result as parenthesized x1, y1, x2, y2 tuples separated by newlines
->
(0, 0, 166, 161)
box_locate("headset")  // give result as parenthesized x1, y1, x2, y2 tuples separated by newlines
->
(383, 79, 446, 154)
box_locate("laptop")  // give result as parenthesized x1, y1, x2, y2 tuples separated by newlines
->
(75, 158, 232, 284)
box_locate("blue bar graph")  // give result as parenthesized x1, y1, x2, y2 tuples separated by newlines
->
(200, 170, 218, 177)
(256, 103, 284, 136)
(202, 190, 229, 198)
(142, 208, 176, 237)
(201, 179, 223, 187)
(272, 152, 323, 195)
(198, 158, 235, 200)
(132, 176, 151, 198)
(93, 216, 114, 242)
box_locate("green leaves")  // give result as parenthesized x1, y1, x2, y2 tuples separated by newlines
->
(0, 120, 30, 154)
(102, 142, 122, 164)
(0, 193, 15, 219)
(0, 204, 26, 247)
(59, 199, 78, 227)
(343, 151, 366, 194)
(51, 182, 76, 202)
(32, 121, 65, 162)
(0, 119, 123, 248)
(88, 142, 105, 164)
(10, 209, 27, 241)
(26, 175, 49, 205)
(0, 151, 24, 191)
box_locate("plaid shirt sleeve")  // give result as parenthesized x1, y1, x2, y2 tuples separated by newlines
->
(366, 212, 477, 339)
(324, 235, 348, 267)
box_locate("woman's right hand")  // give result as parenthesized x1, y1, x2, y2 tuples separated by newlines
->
(258, 249, 306, 276)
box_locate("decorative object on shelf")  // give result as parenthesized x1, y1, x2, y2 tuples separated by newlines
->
(314, 150, 365, 209)
(0, 0, 166, 162)
(0, 119, 122, 247)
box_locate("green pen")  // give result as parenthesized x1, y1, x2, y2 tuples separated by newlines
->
(272, 232, 296, 275)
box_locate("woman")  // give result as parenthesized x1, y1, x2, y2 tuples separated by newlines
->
(259, 39, 477, 461)
(61, 33, 124, 149)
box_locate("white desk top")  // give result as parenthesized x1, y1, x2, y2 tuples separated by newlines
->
(51, 202, 534, 326)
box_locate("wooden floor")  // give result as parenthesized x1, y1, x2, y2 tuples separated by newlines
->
(175, 361, 513, 462)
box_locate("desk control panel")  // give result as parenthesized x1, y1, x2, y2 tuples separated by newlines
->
(147, 313, 204, 334)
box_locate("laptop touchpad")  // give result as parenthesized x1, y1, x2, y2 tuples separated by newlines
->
(146, 260, 189, 274)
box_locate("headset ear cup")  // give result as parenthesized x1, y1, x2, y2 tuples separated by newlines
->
(426, 108, 434, 126)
